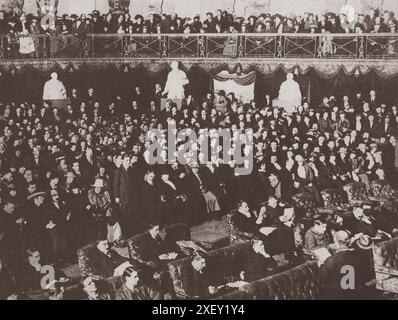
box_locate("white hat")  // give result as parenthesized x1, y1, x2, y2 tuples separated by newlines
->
(91, 179, 104, 188)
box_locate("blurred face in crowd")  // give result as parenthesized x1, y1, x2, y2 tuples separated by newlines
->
(353, 207, 365, 220)
(149, 225, 161, 238)
(97, 240, 110, 256)
(4, 202, 15, 215)
(125, 270, 140, 290)
(28, 250, 41, 267)
(50, 190, 59, 202)
(145, 171, 155, 185)
(83, 277, 98, 297)
(313, 222, 327, 235)
(192, 256, 206, 272)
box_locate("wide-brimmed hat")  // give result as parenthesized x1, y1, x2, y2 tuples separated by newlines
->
(354, 235, 373, 250)
(64, 171, 76, 179)
(56, 155, 66, 162)
(91, 179, 104, 188)
(27, 191, 46, 201)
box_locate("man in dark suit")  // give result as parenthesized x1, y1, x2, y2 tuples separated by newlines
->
(130, 224, 179, 269)
(113, 154, 139, 236)
(378, 115, 397, 137)
(21, 191, 50, 259)
(190, 254, 221, 299)
(319, 231, 374, 300)
(265, 172, 292, 203)
(368, 90, 379, 108)
(44, 189, 68, 263)
(92, 240, 127, 277)
(0, 200, 22, 269)
(139, 170, 162, 229)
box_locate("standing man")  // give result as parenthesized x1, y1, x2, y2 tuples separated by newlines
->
(113, 154, 139, 236)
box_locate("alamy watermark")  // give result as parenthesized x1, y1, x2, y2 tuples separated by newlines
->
(144, 123, 254, 175)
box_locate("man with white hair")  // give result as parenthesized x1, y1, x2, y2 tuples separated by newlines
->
(43, 72, 67, 101)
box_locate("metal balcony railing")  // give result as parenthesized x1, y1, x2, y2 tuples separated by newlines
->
(1, 33, 398, 60)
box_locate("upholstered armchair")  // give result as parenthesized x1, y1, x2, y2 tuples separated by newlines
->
(320, 188, 348, 210)
(77, 241, 101, 276)
(77, 242, 127, 278)
(368, 179, 398, 203)
(225, 261, 321, 300)
(226, 212, 258, 245)
(127, 223, 191, 264)
(372, 237, 398, 294)
(291, 192, 319, 219)
(167, 243, 268, 299)
(343, 182, 370, 205)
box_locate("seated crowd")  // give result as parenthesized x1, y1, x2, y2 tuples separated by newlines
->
(0, 7, 397, 38)
(1, 79, 398, 299)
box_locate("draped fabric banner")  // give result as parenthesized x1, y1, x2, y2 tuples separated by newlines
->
(213, 70, 256, 103)
(1, 59, 398, 105)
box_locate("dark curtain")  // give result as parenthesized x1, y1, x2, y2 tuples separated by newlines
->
(187, 65, 211, 100)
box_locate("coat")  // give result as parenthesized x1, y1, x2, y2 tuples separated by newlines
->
(113, 167, 136, 205)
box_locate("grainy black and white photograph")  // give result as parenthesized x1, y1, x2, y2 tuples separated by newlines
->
(0, 0, 398, 305)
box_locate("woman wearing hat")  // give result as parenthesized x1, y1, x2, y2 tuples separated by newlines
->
(87, 178, 111, 241)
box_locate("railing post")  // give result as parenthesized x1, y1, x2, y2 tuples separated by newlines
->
(316, 35, 323, 58)
(358, 35, 366, 59)
(123, 35, 128, 57)
(276, 35, 284, 58)
(161, 35, 168, 58)
(238, 34, 244, 58)
(42, 35, 48, 58)
(198, 35, 206, 58)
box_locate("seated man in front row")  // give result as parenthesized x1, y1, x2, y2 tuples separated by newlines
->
(191, 254, 222, 299)
(131, 224, 180, 270)
(92, 240, 128, 277)
(240, 240, 277, 282)
(190, 248, 274, 299)
(304, 219, 331, 255)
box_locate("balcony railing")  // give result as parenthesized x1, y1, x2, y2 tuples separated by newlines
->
(1, 33, 398, 60)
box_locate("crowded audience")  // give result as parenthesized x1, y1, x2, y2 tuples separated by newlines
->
(0, 7, 397, 38)
(1, 68, 398, 299)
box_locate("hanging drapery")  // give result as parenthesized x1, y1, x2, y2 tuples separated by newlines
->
(213, 70, 256, 103)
